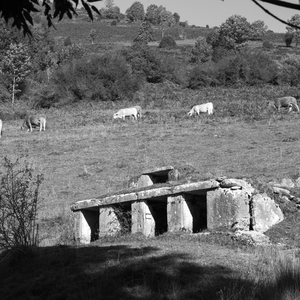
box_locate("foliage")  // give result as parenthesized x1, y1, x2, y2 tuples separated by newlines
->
(173, 12, 180, 24)
(157, 6, 175, 38)
(133, 21, 155, 45)
(187, 49, 279, 88)
(125, 1, 145, 22)
(57, 44, 87, 65)
(100, 5, 121, 20)
(159, 36, 177, 49)
(262, 40, 274, 49)
(145, 4, 159, 25)
(122, 44, 165, 83)
(278, 54, 300, 86)
(250, 20, 268, 40)
(284, 32, 294, 47)
(0, 0, 100, 36)
(286, 14, 300, 47)
(190, 38, 212, 63)
(51, 53, 141, 103)
(64, 36, 72, 47)
(219, 14, 253, 45)
(0, 43, 31, 103)
(0, 157, 43, 258)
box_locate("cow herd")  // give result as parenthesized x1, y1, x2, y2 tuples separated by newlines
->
(0, 97, 298, 138)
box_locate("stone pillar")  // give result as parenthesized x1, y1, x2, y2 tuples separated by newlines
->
(207, 188, 250, 230)
(99, 206, 121, 237)
(132, 200, 155, 237)
(74, 209, 99, 244)
(137, 175, 154, 188)
(167, 194, 193, 232)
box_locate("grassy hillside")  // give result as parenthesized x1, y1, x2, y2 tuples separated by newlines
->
(49, 18, 286, 47)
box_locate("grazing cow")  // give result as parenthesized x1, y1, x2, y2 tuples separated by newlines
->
(134, 106, 142, 119)
(0, 119, 2, 138)
(188, 102, 214, 117)
(21, 115, 46, 132)
(269, 96, 300, 113)
(113, 107, 138, 120)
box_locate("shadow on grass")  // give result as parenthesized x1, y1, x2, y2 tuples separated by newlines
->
(0, 243, 299, 300)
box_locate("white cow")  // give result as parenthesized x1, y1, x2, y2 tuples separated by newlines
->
(21, 115, 46, 132)
(0, 119, 2, 138)
(269, 96, 300, 113)
(113, 107, 138, 120)
(187, 102, 213, 117)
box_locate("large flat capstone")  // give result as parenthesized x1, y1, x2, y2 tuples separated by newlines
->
(71, 180, 220, 211)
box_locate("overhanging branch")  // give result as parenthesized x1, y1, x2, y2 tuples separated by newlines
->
(252, 0, 300, 30)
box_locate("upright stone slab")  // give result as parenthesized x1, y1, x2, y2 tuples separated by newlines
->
(167, 194, 193, 232)
(132, 200, 155, 237)
(137, 175, 154, 188)
(99, 206, 121, 237)
(74, 210, 99, 244)
(207, 188, 250, 230)
(252, 193, 284, 232)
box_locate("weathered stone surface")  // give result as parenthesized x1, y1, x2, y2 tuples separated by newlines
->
(231, 230, 271, 246)
(137, 175, 154, 188)
(142, 166, 174, 176)
(207, 188, 250, 231)
(252, 193, 284, 232)
(220, 179, 255, 196)
(71, 180, 220, 211)
(272, 186, 293, 199)
(168, 169, 181, 182)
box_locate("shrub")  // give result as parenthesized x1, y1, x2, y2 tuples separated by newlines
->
(190, 38, 212, 63)
(64, 36, 72, 47)
(0, 157, 44, 259)
(284, 32, 293, 47)
(122, 44, 165, 83)
(159, 36, 177, 49)
(278, 54, 300, 86)
(262, 40, 274, 49)
(111, 20, 117, 26)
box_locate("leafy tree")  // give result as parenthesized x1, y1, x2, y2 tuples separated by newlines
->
(0, 43, 31, 103)
(159, 36, 177, 49)
(145, 4, 159, 25)
(286, 14, 300, 47)
(219, 15, 253, 45)
(173, 12, 180, 24)
(0, 0, 101, 36)
(157, 6, 175, 39)
(190, 38, 213, 63)
(250, 20, 268, 40)
(105, 0, 114, 10)
(125, 1, 145, 22)
(89, 29, 97, 44)
(133, 21, 155, 45)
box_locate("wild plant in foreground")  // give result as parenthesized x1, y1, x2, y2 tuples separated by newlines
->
(0, 157, 44, 258)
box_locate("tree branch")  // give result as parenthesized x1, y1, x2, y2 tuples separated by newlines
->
(252, 0, 300, 30)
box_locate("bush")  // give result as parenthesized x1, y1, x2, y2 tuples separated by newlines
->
(0, 157, 44, 258)
(64, 36, 72, 47)
(111, 20, 117, 26)
(159, 36, 177, 49)
(122, 44, 165, 83)
(284, 32, 293, 47)
(51, 53, 142, 103)
(278, 54, 300, 86)
(190, 38, 212, 63)
(262, 40, 274, 49)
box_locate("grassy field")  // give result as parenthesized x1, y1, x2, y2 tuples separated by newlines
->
(1, 19, 300, 300)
